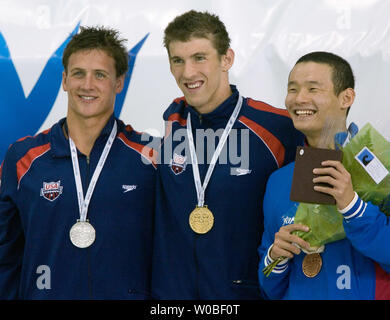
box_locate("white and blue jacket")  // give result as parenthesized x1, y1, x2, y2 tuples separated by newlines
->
(258, 124, 390, 299)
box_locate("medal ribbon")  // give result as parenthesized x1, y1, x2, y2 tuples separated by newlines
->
(69, 120, 117, 222)
(186, 95, 243, 207)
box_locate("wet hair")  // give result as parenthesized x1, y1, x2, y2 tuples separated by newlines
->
(164, 10, 231, 56)
(62, 26, 128, 77)
(295, 51, 355, 96)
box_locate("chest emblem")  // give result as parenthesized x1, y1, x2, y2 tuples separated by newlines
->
(40, 181, 63, 202)
(170, 153, 187, 175)
(122, 185, 137, 193)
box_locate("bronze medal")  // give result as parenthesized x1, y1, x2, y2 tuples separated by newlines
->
(302, 253, 322, 278)
(189, 205, 214, 234)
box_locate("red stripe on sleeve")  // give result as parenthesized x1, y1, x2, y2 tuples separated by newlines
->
(164, 121, 173, 142)
(173, 96, 186, 105)
(16, 143, 51, 186)
(124, 124, 142, 135)
(247, 98, 290, 118)
(239, 115, 285, 168)
(16, 129, 50, 143)
(167, 113, 187, 127)
(118, 133, 158, 169)
(375, 263, 390, 300)
(16, 136, 32, 143)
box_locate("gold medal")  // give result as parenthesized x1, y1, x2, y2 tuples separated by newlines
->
(189, 205, 214, 234)
(302, 253, 322, 278)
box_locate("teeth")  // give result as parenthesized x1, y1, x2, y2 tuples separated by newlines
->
(295, 110, 315, 116)
(80, 96, 95, 100)
(187, 82, 202, 89)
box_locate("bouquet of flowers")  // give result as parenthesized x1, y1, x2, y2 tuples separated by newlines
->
(263, 123, 390, 276)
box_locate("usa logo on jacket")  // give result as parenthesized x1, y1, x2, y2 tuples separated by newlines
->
(170, 153, 187, 175)
(40, 181, 63, 202)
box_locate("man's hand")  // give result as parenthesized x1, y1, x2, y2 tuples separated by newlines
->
(313, 160, 355, 210)
(270, 224, 311, 260)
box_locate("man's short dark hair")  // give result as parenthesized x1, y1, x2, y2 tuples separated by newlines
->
(164, 10, 231, 56)
(295, 51, 355, 96)
(62, 26, 128, 77)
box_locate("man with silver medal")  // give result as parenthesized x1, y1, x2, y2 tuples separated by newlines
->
(151, 10, 303, 300)
(259, 52, 390, 299)
(0, 27, 157, 299)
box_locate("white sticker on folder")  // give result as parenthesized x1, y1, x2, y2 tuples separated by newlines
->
(355, 147, 388, 184)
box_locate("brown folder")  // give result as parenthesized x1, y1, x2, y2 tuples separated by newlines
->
(290, 146, 343, 205)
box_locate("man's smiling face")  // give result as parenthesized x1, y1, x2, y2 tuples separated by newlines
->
(285, 61, 349, 145)
(62, 49, 124, 121)
(168, 36, 233, 114)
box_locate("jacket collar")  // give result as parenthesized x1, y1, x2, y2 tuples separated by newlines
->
(334, 122, 358, 149)
(49, 114, 117, 158)
(186, 85, 240, 126)
(303, 122, 359, 149)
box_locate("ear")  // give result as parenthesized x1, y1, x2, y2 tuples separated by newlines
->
(115, 74, 125, 94)
(339, 88, 355, 111)
(221, 48, 235, 72)
(62, 71, 68, 92)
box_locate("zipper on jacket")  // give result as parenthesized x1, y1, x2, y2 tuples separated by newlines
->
(84, 154, 93, 299)
(194, 235, 200, 299)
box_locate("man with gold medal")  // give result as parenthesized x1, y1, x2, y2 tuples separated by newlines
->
(258, 52, 390, 299)
(151, 10, 303, 300)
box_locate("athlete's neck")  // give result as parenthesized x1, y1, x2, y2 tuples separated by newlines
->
(305, 122, 347, 149)
(194, 83, 233, 115)
(65, 113, 113, 157)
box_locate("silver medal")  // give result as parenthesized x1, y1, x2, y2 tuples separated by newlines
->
(69, 220, 96, 248)
(68, 121, 117, 249)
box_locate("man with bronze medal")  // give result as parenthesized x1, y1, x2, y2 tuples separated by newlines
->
(259, 52, 390, 299)
(0, 27, 157, 299)
(151, 10, 303, 299)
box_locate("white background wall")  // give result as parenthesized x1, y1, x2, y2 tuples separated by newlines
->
(1, 0, 389, 142)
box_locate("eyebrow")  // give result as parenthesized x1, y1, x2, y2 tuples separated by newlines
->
(70, 67, 109, 74)
(191, 51, 207, 56)
(69, 67, 83, 72)
(288, 80, 322, 86)
(169, 55, 182, 61)
(170, 51, 208, 60)
(94, 69, 109, 74)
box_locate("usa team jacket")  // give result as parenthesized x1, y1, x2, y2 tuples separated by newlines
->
(0, 116, 158, 299)
(258, 160, 390, 300)
(151, 86, 304, 299)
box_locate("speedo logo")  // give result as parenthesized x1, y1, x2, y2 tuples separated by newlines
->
(122, 185, 137, 193)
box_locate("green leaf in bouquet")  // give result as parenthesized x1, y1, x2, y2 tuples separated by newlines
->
(342, 123, 390, 212)
(293, 203, 345, 248)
